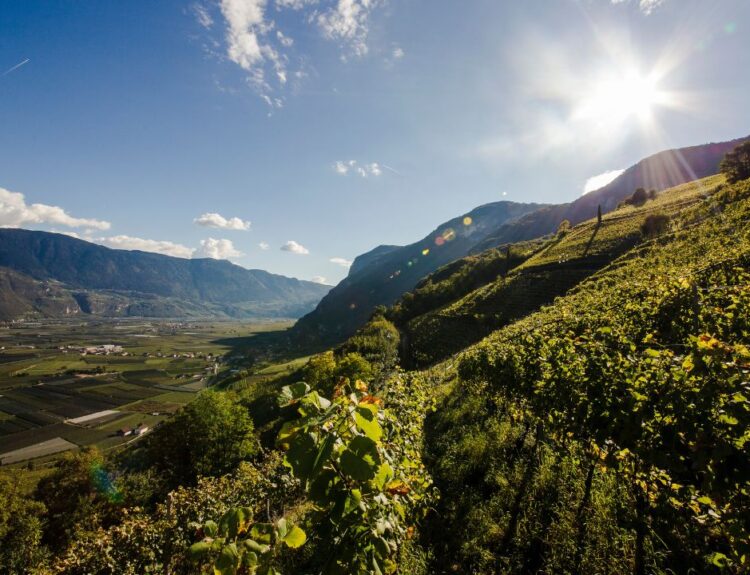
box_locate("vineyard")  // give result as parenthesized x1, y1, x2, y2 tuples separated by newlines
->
(426, 176, 750, 572)
(4, 176, 749, 575)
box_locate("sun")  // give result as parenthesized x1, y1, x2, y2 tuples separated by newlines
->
(575, 69, 669, 126)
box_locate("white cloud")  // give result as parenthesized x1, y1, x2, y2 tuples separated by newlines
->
(392, 46, 404, 59)
(210, 0, 386, 104)
(194, 212, 251, 231)
(198, 237, 244, 260)
(219, 0, 287, 96)
(311, 275, 329, 284)
(330, 257, 352, 268)
(317, 0, 381, 58)
(333, 160, 382, 178)
(583, 169, 626, 195)
(259, 241, 270, 250)
(610, 0, 667, 15)
(0, 187, 111, 230)
(98, 235, 195, 258)
(281, 240, 309, 254)
(275, 0, 317, 8)
(192, 3, 214, 28)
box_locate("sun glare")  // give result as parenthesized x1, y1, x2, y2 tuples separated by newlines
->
(576, 70, 669, 126)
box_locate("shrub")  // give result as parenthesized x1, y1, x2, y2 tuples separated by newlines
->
(627, 187, 649, 206)
(640, 213, 671, 238)
(556, 219, 571, 237)
(720, 140, 750, 184)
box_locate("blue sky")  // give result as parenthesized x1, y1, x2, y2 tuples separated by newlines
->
(1, 0, 748, 284)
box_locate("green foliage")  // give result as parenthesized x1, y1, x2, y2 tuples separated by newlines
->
(556, 219, 571, 236)
(0, 473, 47, 574)
(144, 391, 258, 486)
(300, 351, 337, 394)
(720, 140, 750, 184)
(338, 316, 400, 374)
(334, 352, 373, 384)
(188, 510, 306, 575)
(640, 213, 671, 238)
(275, 374, 436, 574)
(431, 177, 750, 572)
(35, 448, 121, 552)
(51, 454, 293, 574)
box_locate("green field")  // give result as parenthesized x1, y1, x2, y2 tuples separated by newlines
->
(0, 319, 293, 465)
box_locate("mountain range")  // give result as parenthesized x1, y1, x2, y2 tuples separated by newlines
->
(290, 135, 748, 344)
(0, 229, 330, 321)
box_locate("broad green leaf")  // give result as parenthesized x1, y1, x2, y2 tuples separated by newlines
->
(373, 462, 393, 490)
(214, 543, 240, 575)
(204, 520, 219, 537)
(188, 541, 211, 559)
(281, 525, 307, 548)
(250, 523, 274, 545)
(278, 382, 310, 406)
(276, 517, 288, 539)
(340, 435, 381, 481)
(284, 432, 318, 480)
(354, 406, 383, 441)
(242, 539, 269, 555)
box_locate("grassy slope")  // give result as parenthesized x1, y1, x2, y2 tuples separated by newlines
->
(420, 176, 750, 573)
(400, 175, 724, 366)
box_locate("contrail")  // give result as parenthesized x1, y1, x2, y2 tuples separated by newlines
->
(2, 58, 30, 77)
(381, 164, 403, 177)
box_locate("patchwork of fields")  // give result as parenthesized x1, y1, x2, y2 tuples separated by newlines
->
(0, 319, 291, 465)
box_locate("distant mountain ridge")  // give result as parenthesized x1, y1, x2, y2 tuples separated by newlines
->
(0, 229, 330, 320)
(473, 136, 748, 252)
(292, 135, 748, 344)
(292, 201, 547, 343)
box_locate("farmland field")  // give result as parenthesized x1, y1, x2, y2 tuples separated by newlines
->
(0, 318, 293, 465)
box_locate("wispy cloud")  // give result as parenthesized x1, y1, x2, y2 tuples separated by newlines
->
(2, 58, 30, 77)
(194, 212, 251, 230)
(259, 241, 270, 250)
(198, 237, 244, 259)
(311, 275, 329, 284)
(192, 3, 214, 28)
(583, 169, 625, 195)
(330, 256, 352, 268)
(206, 0, 387, 105)
(98, 235, 195, 258)
(317, 0, 383, 58)
(333, 160, 383, 178)
(609, 0, 667, 15)
(281, 240, 309, 254)
(0, 187, 110, 230)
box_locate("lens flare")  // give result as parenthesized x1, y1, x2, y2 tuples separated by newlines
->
(90, 462, 122, 503)
(442, 228, 456, 242)
(422, 248, 430, 256)
(463, 216, 473, 226)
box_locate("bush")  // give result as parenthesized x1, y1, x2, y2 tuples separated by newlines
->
(556, 219, 571, 237)
(627, 187, 649, 206)
(720, 140, 750, 184)
(640, 213, 671, 238)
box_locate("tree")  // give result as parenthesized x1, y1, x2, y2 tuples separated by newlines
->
(720, 141, 750, 183)
(557, 219, 571, 236)
(145, 391, 258, 486)
(335, 352, 373, 384)
(35, 448, 119, 551)
(0, 473, 47, 573)
(301, 351, 337, 392)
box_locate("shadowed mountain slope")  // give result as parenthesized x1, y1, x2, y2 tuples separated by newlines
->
(0, 229, 330, 320)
